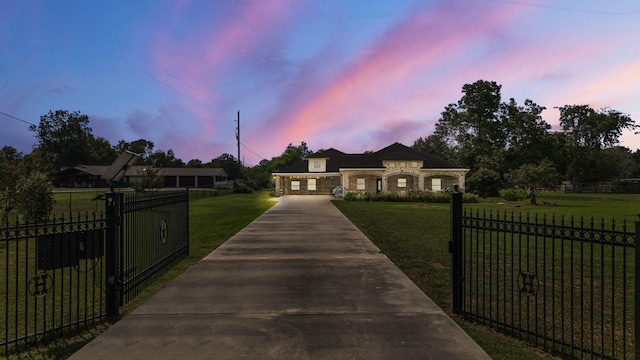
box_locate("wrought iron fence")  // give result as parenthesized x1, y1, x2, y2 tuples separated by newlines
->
(1, 213, 107, 355)
(2, 189, 190, 356)
(449, 193, 639, 359)
(119, 191, 189, 305)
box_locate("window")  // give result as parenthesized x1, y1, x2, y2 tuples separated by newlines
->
(308, 178, 316, 191)
(291, 180, 300, 191)
(432, 178, 441, 191)
(356, 178, 366, 190)
(398, 178, 407, 188)
(313, 160, 321, 169)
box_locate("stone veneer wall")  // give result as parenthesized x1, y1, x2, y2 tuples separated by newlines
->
(347, 174, 380, 193)
(386, 174, 418, 192)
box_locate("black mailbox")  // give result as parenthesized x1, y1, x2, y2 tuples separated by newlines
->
(37, 229, 104, 270)
(78, 229, 104, 259)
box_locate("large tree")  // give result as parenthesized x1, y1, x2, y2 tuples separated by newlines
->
(90, 137, 119, 165)
(209, 153, 241, 180)
(29, 110, 95, 172)
(114, 139, 155, 164)
(434, 80, 504, 169)
(412, 134, 454, 161)
(147, 149, 185, 168)
(500, 98, 551, 170)
(558, 105, 637, 187)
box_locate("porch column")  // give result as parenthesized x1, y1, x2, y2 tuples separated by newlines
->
(418, 175, 425, 191)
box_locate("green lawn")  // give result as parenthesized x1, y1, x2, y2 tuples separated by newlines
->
(332, 192, 640, 360)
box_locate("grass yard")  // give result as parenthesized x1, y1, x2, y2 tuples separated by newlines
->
(332, 192, 640, 360)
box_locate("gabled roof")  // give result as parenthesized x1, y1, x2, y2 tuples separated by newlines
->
(63, 165, 227, 177)
(274, 142, 461, 173)
(372, 142, 459, 169)
(308, 148, 346, 159)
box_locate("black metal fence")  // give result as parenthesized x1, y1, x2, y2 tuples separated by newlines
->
(1, 213, 107, 355)
(118, 191, 189, 305)
(449, 193, 640, 359)
(2, 190, 190, 356)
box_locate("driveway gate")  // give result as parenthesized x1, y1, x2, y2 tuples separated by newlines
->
(449, 192, 639, 359)
(106, 190, 189, 315)
(2, 190, 189, 355)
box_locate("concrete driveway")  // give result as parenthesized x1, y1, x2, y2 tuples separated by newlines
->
(70, 195, 490, 359)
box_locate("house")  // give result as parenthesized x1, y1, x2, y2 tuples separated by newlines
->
(55, 165, 227, 189)
(272, 142, 468, 196)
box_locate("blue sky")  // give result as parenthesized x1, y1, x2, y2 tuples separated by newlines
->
(2, 0, 639, 165)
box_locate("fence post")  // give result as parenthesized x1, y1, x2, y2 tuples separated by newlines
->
(105, 191, 122, 318)
(450, 189, 463, 314)
(633, 213, 640, 359)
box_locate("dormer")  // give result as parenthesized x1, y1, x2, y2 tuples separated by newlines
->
(308, 157, 327, 172)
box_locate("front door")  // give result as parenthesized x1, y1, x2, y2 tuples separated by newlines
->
(376, 179, 382, 193)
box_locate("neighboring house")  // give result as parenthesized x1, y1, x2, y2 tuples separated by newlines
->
(272, 142, 469, 196)
(55, 165, 227, 189)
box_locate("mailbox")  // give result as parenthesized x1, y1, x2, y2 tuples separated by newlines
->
(37, 229, 104, 270)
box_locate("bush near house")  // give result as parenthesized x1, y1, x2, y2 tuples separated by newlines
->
(342, 190, 478, 203)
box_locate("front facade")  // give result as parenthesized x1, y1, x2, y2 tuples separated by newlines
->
(273, 143, 468, 196)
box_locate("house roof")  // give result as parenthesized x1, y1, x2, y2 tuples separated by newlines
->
(275, 142, 461, 173)
(63, 165, 227, 177)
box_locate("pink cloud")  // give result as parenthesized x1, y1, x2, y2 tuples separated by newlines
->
(150, 0, 300, 140)
(246, 0, 533, 157)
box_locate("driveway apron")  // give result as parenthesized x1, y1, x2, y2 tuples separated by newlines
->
(70, 195, 490, 360)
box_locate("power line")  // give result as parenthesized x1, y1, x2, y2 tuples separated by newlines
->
(481, 0, 640, 16)
(0, 111, 37, 126)
(241, 142, 267, 162)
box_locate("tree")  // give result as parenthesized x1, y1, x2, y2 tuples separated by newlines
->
(130, 167, 164, 192)
(558, 105, 637, 188)
(15, 171, 55, 222)
(500, 98, 551, 170)
(508, 160, 559, 205)
(467, 167, 501, 198)
(0, 146, 23, 225)
(90, 137, 118, 165)
(114, 139, 155, 164)
(147, 149, 184, 168)
(186, 159, 203, 168)
(29, 110, 95, 172)
(435, 80, 504, 168)
(412, 134, 454, 161)
(209, 153, 241, 180)
(592, 146, 637, 181)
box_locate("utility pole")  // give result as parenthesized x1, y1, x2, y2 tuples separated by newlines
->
(235, 111, 240, 166)
(235, 111, 242, 180)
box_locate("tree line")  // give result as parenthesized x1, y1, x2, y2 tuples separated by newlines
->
(2, 79, 639, 214)
(412, 80, 639, 201)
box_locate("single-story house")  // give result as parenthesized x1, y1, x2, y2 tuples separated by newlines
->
(55, 165, 227, 189)
(272, 142, 469, 196)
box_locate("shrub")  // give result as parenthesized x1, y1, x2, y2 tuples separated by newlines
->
(342, 190, 478, 203)
(16, 171, 55, 222)
(233, 181, 253, 194)
(500, 188, 528, 201)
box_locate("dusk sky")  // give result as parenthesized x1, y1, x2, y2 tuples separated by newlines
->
(2, 0, 639, 166)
